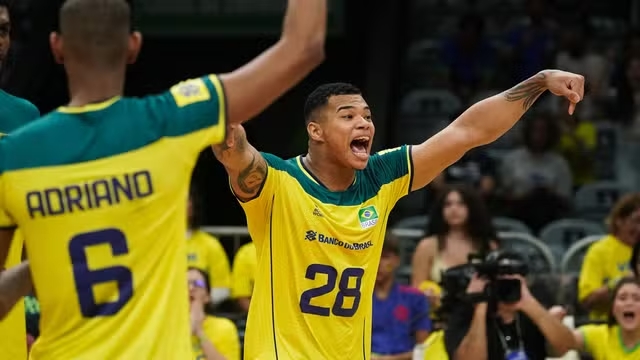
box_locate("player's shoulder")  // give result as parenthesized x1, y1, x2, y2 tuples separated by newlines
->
(0, 90, 39, 116)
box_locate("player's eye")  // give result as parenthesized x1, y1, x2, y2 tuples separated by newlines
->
(341, 114, 354, 119)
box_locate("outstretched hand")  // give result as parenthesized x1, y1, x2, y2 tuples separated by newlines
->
(542, 70, 585, 115)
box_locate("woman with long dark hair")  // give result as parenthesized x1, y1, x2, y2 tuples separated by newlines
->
(411, 185, 498, 306)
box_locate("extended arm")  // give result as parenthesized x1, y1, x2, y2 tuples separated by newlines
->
(520, 296, 576, 356)
(409, 70, 585, 191)
(0, 229, 32, 319)
(452, 304, 488, 360)
(212, 125, 267, 202)
(219, 0, 326, 126)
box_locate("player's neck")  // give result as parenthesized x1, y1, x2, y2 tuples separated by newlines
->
(304, 150, 355, 192)
(65, 66, 126, 107)
(619, 327, 640, 349)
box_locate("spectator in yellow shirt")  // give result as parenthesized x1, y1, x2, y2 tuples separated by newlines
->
(188, 185, 232, 305)
(579, 194, 640, 320)
(231, 242, 257, 312)
(572, 277, 640, 360)
(188, 268, 240, 360)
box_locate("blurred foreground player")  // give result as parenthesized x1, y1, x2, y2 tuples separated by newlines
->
(0, 0, 326, 358)
(213, 71, 584, 359)
(0, 1, 40, 359)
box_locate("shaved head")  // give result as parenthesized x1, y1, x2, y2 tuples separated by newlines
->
(59, 0, 132, 68)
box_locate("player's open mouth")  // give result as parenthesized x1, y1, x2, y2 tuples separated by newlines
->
(623, 311, 635, 320)
(350, 136, 370, 156)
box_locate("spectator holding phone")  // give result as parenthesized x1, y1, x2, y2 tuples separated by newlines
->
(443, 250, 575, 360)
(188, 268, 240, 360)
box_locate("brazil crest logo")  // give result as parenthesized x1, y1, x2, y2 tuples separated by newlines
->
(358, 205, 379, 229)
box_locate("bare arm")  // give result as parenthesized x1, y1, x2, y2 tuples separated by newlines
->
(454, 304, 488, 360)
(219, 0, 326, 126)
(409, 70, 585, 191)
(212, 125, 267, 202)
(411, 237, 436, 288)
(520, 297, 576, 356)
(196, 333, 227, 360)
(0, 228, 32, 320)
(580, 286, 610, 313)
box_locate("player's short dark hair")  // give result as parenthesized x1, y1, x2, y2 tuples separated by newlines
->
(0, 0, 10, 13)
(303, 82, 362, 123)
(59, 0, 131, 69)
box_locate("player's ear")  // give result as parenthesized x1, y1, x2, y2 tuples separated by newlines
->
(126, 31, 142, 65)
(49, 32, 64, 64)
(307, 121, 323, 142)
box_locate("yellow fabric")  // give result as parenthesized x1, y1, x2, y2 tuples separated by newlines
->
(423, 330, 448, 360)
(191, 316, 240, 360)
(419, 280, 442, 316)
(0, 230, 26, 360)
(559, 121, 597, 186)
(240, 146, 412, 360)
(580, 324, 640, 360)
(187, 230, 231, 290)
(578, 235, 633, 320)
(231, 242, 257, 298)
(0, 76, 226, 360)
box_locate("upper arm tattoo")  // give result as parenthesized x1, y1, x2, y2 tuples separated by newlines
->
(236, 153, 267, 195)
(503, 72, 547, 110)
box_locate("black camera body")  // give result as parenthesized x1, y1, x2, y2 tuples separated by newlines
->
(440, 250, 529, 308)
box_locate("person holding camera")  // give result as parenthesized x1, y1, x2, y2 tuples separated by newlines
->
(443, 251, 575, 360)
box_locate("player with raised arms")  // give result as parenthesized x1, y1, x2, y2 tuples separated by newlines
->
(0, 0, 326, 358)
(0, 1, 41, 359)
(212, 71, 585, 359)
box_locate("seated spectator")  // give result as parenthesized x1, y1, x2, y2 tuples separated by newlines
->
(503, 0, 556, 83)
(571, 277, 640, 360)
(443, 251, 574, 360)
(557, 112, 597, 188)
(614, 55, 640, 136)
(430, 145, 498, 201)
(412, 185, 498, 309)
(500, 113, 573, 232)
(188, 268, 240, 360)
(231, 241, 257, 313)
(440, 13, 497, 102)
(579, 194, 640, 320)
(187, 185, 232, 305)
(372, 233, 431, 360)
(554, 20, 609, 118)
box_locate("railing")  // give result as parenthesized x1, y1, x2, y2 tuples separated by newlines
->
(201, 226, 599, 275)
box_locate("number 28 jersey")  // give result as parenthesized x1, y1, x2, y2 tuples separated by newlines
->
(239, 146, 413, 360)
(0, 76, 226, 360)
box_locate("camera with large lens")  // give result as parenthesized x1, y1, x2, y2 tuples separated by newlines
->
(470, 250, 529, 304)
(439, 250, 529, 309)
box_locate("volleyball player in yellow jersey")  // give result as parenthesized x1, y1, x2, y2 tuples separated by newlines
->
(0, 0, 327, 358)
(213, 72, 586, 359)
(0, 1, 41, 358)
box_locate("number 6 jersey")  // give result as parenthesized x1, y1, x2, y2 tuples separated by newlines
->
(0, 76, 226, 360)
(239, 146, 413, 360)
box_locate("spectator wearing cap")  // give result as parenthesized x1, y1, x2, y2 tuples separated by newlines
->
(371, 232, 431, 360)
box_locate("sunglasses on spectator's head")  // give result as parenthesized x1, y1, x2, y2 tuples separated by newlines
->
(189, 279, 207, 289)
